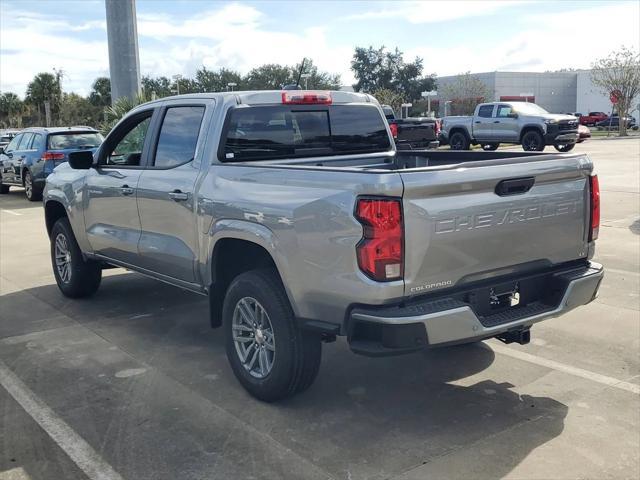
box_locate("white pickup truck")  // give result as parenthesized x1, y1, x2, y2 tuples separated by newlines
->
(440, 102, 580, 152)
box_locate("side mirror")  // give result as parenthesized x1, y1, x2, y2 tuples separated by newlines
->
(507, 112, 518, 119)
(68, 151, 94, 170)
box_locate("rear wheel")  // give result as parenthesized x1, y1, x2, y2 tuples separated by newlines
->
(521, 130, 545, 151)
(24, 170, 42, 202)
(554, 143, 575, 152)
(50, 218, 102, 298)
(481, 143, 499, 151)
(449, 132, 470, 150)
(223, 268, 322, 402)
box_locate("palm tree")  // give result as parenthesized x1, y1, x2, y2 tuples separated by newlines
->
(25, 72, 61, 125)
(0, 92, 24, 128)
(100, 91, 150, 135)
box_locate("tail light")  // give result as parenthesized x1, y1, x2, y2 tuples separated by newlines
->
(389, 123, 398, 139)
(589, 174, 600, 241)
(355, 198, 404, 281)
(281, 90, 332, 105)
(434, 120, 441, 136)
(43, 151, 65, 174)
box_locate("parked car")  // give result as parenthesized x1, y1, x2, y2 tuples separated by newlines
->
(381, 104, 439, 150)
(43, 90, 603, 401)
(580, 112, 608, 126)
(0, 126, 103, 200)
(440, 102, 579, 152)
(577, 124, 591, 143)
(0, 130, 20, 153)
(595, 115, 637, 129)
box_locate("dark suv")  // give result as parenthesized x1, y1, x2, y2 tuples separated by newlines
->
(0, 127, 103, 201)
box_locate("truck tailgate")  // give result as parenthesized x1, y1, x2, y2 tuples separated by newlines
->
(400, 155, 592, 296)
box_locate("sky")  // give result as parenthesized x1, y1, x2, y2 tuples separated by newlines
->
(1, 0, 639, 97)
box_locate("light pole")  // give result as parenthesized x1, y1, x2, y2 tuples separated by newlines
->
(172, 74, 182, 95)
(227, 82, 237, 92)
(105, 0, 141, 103)
(300, 73, 311, 90)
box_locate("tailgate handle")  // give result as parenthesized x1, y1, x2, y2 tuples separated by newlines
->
(495, 177, 535, 196)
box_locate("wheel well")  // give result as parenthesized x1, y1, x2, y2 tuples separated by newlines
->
(21, 167, 28, 186)
(209, 238, 280, 328)
(44, 201, 67, 237)
(519, 126, 544, 143)
(449, 127, 469, 140)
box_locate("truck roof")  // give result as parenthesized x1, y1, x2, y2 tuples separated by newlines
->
(137, 90, 376, 108)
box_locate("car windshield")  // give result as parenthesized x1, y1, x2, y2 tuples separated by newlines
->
(48, 132, 103, 149)
(221, 104, 391, 162)
(512, 103, 549, 115)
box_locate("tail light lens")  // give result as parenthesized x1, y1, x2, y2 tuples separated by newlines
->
(434, 120, 441, 135)
(589, 174, 600, 241)
(355, 198, 404, 281)
(42, 151, 65, 161)
(389, 123, 398, 139)
(281, 90, 332, 105)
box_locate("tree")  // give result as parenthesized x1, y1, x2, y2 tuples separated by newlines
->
(0, 92, 24, 128)
(25, 72, 61, 125)
(89, 77, 111, 107)
(100, 91, 151, 135)
(439, 72, 491, 115)
(372, 88, 403, 116)
(59, 93, 101, 127)
(141, 76, 172, 98)
(293, 59, 342, 90)
(591, 46, 640, 136)
(245, 64, 293, 90)
(351, 46, 435, 101)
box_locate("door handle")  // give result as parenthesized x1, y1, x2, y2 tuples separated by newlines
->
(120, 185, 135, 196)
(168, 190, 189, 201)
(474, 121, 481, 124)
(493, 120, 500, 123)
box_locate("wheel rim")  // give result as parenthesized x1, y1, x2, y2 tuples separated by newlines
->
(25, 173, 32, 198)
(54, 233, 72, 284)
(232, 297, 275, 379)
(524, 135, 539, 151)
(451, 135, 463, 149)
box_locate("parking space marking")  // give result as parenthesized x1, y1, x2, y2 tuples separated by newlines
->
(0, 360, 124, 480)
(490, 343, 640, 395)
(0, 209, 23, 216)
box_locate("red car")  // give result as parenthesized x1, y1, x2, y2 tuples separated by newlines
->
(580, 112, 608, 126)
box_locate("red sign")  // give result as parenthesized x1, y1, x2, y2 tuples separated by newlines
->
(610, 89, 622, 104)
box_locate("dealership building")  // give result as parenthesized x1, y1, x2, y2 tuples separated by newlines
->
(434, 70, 638, 117)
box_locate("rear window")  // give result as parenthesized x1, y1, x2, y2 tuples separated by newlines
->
(48, 132, 103, 150)
(221, 104, 391, 162)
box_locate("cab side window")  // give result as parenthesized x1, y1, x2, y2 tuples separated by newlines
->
(105, 115, 152, 167)
(153, 106, 205, 168)
(496, 105, 513, 118)
(477, 105, 494, 118)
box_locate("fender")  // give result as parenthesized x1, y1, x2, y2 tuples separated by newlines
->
(44, 187, 93, 254)
(203, 218, 299, 315)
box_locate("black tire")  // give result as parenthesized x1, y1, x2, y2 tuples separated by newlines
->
(554, 143, 576, 152)
(50, 218, 102, 298)
(0, 175, 9, 194)
(24, 170, 42, 202)
(223, 268, 322, 402)
(449, 131, 470, 150)
(521, 130, 545, 151)
(481, 143, 499, 151)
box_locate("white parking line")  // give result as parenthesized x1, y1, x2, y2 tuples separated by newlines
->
(0, 210, 22, 216)
(0, 360, 124, 480)
(490, 342, 640, 395)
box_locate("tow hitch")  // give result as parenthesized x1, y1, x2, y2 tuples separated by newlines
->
(496, 328, 530, 345)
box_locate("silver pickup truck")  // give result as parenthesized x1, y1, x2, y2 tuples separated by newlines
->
(440, 101, 580, 152)
(43, 90, 603, 401)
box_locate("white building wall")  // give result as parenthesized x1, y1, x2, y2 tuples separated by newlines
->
(576, 70, 614, 116)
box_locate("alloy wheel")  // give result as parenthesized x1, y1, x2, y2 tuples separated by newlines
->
(24, 172, 32, 199)
(232, 297, 276, 379)
(54, 233, 72, 284)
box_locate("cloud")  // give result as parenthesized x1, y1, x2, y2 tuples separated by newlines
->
(406, 1, 640, 76)
(342, 0, 525, 23)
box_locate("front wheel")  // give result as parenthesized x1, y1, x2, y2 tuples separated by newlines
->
(51, 218, 102, 298)
(554, 143, 576, 152)
(521, 131, 545, 151)
(481, 143, 499, 151)
(223, 269, 322, 402)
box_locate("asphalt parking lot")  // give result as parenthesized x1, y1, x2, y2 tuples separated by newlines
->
(1, 138, 638, 480)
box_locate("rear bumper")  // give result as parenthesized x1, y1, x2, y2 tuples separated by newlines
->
(348, 261, 603, 356)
